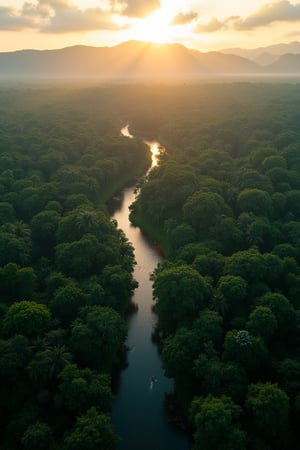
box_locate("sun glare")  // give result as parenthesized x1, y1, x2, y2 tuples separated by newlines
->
(145, 141, 162, 168)
(127, 9, 174, 44)
(119, 1, 196, 45)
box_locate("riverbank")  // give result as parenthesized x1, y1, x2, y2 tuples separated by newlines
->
(111, 129, 190, 450)
(101, 156, 151, 207)
(129, 207, 171, 258)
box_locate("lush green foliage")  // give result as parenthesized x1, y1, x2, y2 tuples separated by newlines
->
(0, 86, 150, 449)
(2, 82, 300, 449)
(130, 83, 300, 449)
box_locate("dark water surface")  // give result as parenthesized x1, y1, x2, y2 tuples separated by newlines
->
(111, 129, 190, 450)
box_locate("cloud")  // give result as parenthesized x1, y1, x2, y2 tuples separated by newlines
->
(39, 0, 71, 9)
(194, 17, 224, 33)
(172, 11, 198, 26)
(0, 0, 161, 33)
(192, 1, 300, 35)
(41, 7, 119, 33)
(22, 2, 50, 18)
(2, 0, 300, 38)
(235, 0, 300, 30)
(193, 15, 241, 34)
(0, 5, 39, 30)
(286, 29, 300, 38)
(116, 0, 161, 18)
(0, 1, 126, 33)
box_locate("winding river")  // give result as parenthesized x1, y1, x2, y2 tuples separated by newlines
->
(111, 126, 190, 450)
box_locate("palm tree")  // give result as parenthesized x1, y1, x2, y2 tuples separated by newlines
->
(31, 337, 51, 353)
(26, 356, 49, 387)
(43, 345, 72, 380)
(27, 345, 72, 386)
(75, 209, 98, 233)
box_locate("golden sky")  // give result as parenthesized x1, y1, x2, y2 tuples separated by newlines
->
(1, 0, 300, 52)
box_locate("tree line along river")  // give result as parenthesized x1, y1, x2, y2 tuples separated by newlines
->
(110, 126, 190, 450)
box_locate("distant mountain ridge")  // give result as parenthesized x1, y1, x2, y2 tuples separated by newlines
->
(220, 41, 300, 67)
(266, 53, 300, 73)
(0, 40, 299, 80)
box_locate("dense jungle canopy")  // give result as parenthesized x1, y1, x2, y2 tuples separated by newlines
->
(0, 83, 300, 449)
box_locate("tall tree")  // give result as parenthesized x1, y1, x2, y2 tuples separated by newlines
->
(153, 265, 212, 334)
(69, 306, 126, 371)
(190, 395, 245, 450)
(246, 383, 289, 443)
(62, 407, 120, 450)
(2, 301, 51, 339)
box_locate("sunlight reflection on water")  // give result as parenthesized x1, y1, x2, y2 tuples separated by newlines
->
(111, 126, 189, 450)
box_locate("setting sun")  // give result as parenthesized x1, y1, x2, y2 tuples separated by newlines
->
(127, 9, 174, 44)
(118, 1, 194, 45)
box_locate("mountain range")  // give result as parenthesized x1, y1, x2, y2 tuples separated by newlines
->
(1, 40, 300, 80)
(220, 41, 300, 66)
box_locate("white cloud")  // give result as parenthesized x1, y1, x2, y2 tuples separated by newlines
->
(113, 0, 161, 18)
(172, 11, 198, 26)
(194, 15, 239, 33)
(0, 0, 127, 33)
(235, 0, 300, 30)
(192, 1, 300, 35)
(0, 0, 163, 33)
(42, 8, 120, 33)
(0, 5, 39, 30)
(194, 17, 224, 33)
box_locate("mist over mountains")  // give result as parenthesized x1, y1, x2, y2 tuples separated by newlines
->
(220, 41, 300, 66)
(1, 40, 300, 81)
